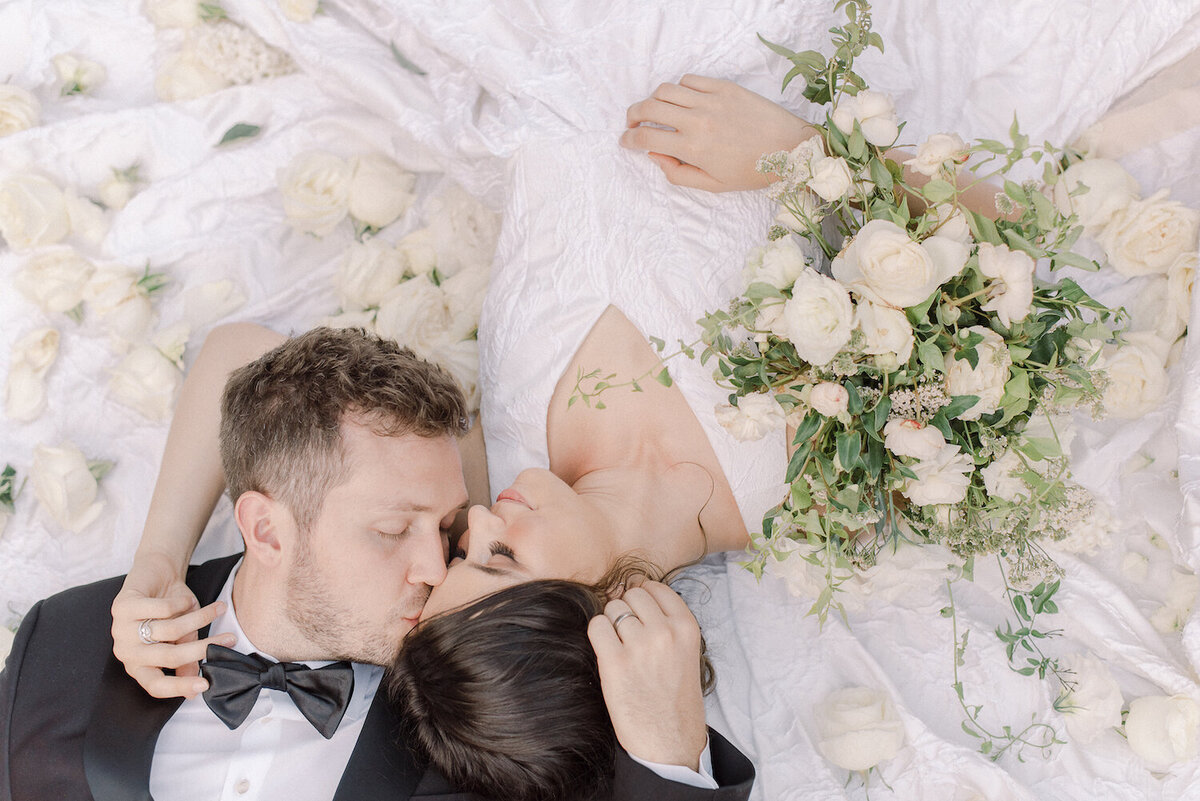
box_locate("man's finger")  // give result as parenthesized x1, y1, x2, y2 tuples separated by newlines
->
(647, 153, 726, 193)
(625, 98, 690, 132)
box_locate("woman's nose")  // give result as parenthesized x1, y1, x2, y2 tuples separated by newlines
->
(464, 504, 503, 551)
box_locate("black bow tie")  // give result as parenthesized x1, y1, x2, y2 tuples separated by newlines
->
(201, 644, 356, 739)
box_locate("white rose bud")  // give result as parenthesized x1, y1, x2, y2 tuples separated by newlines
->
(979, 449, 1027, 502)
(976, 242, 1035, 327)
(814, 687, 906, 771)
(336, 240, 408, 311)
(807, 156, 853, 202)
(31, 442, 106, 533)
(1162, 254, 1196, 343)
(744, 236, 809, 291)
(155, 49, 230, 101)
(152, 322, 191, 368)
(1099, 333, 1169, 419)
(1150, 570, 1200, 634)
(280, 0, 319, 21)
(145, 0, 202, 29)
(832, 219, 969, 309)
(855, 300, 914, 364)
(902, 443, 973, 506)
(347, 154, 416, 230)
(714, 394, 786, 442)
(903, 133, 968, 177)
(98, 168, 142, 211)
(830, 90, 899, 147)
(945, 326, 1011, 421)
(0, 84, 41, 137)
(1059, 652, 1124, 745)
(84, 264, 158, 342)
(809, 383, 849, 417)
(929, 203, 973, 245)
(14, 246, 94, 313)
(183, 279, 246, 328)
(883, 419, 945, 461)
(1125, 695, 1200, 771)
(52, 53, 107, 95)
(6, 328, 60, 420)
(1051, 158, 1140, 230)
(278, 150, 351, 237)
(1098, 190, 1200, 278)
(0, 172, 70, 251)
(397, 226, 438, 275)
(109, 344, 183, 420)
(775, 269, 853, 366)
(64, 188, 110, 247)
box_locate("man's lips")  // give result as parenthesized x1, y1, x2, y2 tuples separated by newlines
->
(495, 488, 529, 507)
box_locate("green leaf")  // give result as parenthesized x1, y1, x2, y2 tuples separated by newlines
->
(917, 338, 946, 373)
(1002, 228, 1043, 258)
(1050, 250, 1100, 272)
(389, 42, 427, 75)
(845, 382, 863, 416)
(864, 436, 884, 477)
(962, 721, 981, 738)
(967, 211, 1002, 246)
(217, 123, 261, 147)
(648, 335, 666, 352)
(922, 179, 956, 204)
(87, 460, 114, 481)
(835, 430, 862, 472)
(792, 412, 822, 445)
(655, 367, 673, 387)
(198, 3, 227, 20)
(941, 394, 980, 420)
(870, 396, 892, 432)
(848, 126, 867, 160)
(868, 158, 893, 192)
(785, 443, 813, 484)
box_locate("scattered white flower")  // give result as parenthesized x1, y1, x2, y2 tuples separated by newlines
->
(52, 53, 107, 95)
(98, 167, 142, 211)
(814, 686, 906, 771)
(809, 383, 849, 418)
(945, 326, 1011, 420)
(84, 264, 158, 342)
(440, 266, 490, 332)
(31, 442, 107, 533)
(743, 236, 809, 291)
(0, 84, 40, 138)
(902, 443, 973, 506)
(1052, 158, 1140, 230)
(1150, 570, 1200, 634)
(109, 344, 184, 420)
(152, 322, 191, 368)
(830, 90, 899, 147)
(1099, 332, 1169, 419)
(832, 219, 969, 308)
(64, 188, 109, 247)
(979, 449, 1027, 502)
(426, 185, 501, 277)
(807, 155, 853, 202)
(280, 0, 319, 21)
(347, 154, 416, 230)
(854, 300, 914, 365)
(1052, 501, 1116, 555)
(1125, 695, 1200, 771)
(1121, 552, 1150, 584)
(5, 328, 59, 422)
(0, 173, 70, 251)
(1059, 652, 1124, 745)
(145, 0, 202, 28)
(318, 309, 376, 330)
(1098, 190, 1200, 278)
(976, 243, 1034, 327)
(336, 239, 408, 311)
(751, 299, 785, 345)
(155, 49, 230, 101)
(714, 394, 786, 441)
(14, 246, 94, 313)
(374, 274, 457, 352)
(903, 133, 967, 177)
(428, 336, 481, 411)
(397, 227, 438, 275)
(775, 269, 853, 366)
(183, 279, 246, 328)
(279, 150, 351, 237)
(1163, 254, 1196, 343)
(883, 418, 945, 461)
(187, 20, 295, 87)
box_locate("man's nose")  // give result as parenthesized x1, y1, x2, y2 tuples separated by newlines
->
(407, 528, 449, 588)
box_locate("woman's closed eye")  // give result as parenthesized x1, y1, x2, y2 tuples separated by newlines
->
(489, 542, 516, 561)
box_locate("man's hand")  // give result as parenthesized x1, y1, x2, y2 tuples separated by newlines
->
(588, 581, 708, 770)
(620, 74, 814, 193)
(111, 551, 234, 698)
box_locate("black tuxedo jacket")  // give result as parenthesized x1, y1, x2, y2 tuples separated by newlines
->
(0, 555, 754, 801)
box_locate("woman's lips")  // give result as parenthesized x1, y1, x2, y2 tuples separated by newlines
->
(495, 488, 528, 507)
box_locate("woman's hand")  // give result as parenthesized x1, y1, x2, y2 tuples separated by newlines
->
(111, 551, 234, 699)
(588, 581, 708, 770)
(620, 74, 814, 193)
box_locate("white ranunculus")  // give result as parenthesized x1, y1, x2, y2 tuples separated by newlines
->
(336, 240, 408, 311)
(1098, 190, 1200, 278)
(426, 185, 501, 277)
(830, 90, 899, 147)
(155, 49, 230, 101)
(807, 156, 853, 202)
(1100, 333, 1168, 419)
(1060, 652, 1124, 745)
(1052, 158, 1140, 230)
(52, 53, 107, 94)
(280, 0, 319, 21)
(903, 133, 967, 177)
(14, 246, 94, 313)
(31, 442, 106, 533)
(814, 687, 906, 771)
(854, 300, 914, 364)
(109, 344, 183, 420)
(883, 418, 945, 461)
(774, 269, 853, 366)
(715, 393, 785, 441)
(902, 444, 973, 506)
(183, 279, 247, 328)
(64, 188, 109, 247)
(979, 449, 1027, 502)
(945, 326, 1011, 421)
(0, 84, 40, 138)
(374, 274, 452, 353)
(744, 237, 809, 291)
(929, 203, 973, 245)
(84, 264, 157, 341)
(145, 0, 201, 28)
(809, 383, 849, 417)
(832, 219, 969, 308)
(1125, 695, 1200, 771)
(0, 173, 70, 251)
(278, 150, 351, 237)
(976, 243, 1034, 327)
(347, 154, 416, 230)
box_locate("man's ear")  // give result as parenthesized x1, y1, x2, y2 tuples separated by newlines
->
(234, 491, 287, 567)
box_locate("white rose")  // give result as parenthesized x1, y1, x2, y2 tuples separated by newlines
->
(809, 383, 849, 418)
(183, 279, 246, 328)
(109, 344, 183, 420)
(0, 84, 41, 137)
(397, 227, 438, 275)
(883, 418, 945, 461)
(807, 156, 853, 202)
(64, 188, 109, 247)
(52, 53, 107, 95)
(374, 274, 452, 353)
(945, 326, 1011, 421)
(440, 266, 490, 340)
(854, 301, 914, 364)
(744, 237, 809, 291)
(832, 219, 969, 308)
(814, 687, 906, 771)
(714, 393, 785, 442)
(280, 0, 319, 21)
(783, 136, 826, 183)
(979, 449, 1027, 502)
(1059, 652, 1124, 745)
(903, 133, 967, 177)
(929, 203, 973, 245)
(347, 154, 416, 230)
(976, 243, 1034, 327)
(775, 269, 853, 366)
(155, 49, 230, 101)
(774, 191, 823, 233)
(317, 309, 376, 330)
(1150, 570, 1200, 634)
(336, 240, 408, 311)
(99, 173, 137, 211)
(152, 322, 191, 368)
(426, 185, 501, 277)
(1099, 333, 1168, 419)
(14, 246, 94, 313)
(427, 337, 480, 411)
(6, 329, 60, 421)
(1163, 254, 1195, 342)
(830, 90, 899, 147)
(0, 173, 70, 251)
(1121, 552, 1150, 583)
(902, 443, 973, 506)
(1125, 695, 1200, 771)
(278, 150, 351, 237)
(1099, 190, 1200, 278)
(84, 264, 157, 341)
(31, 442, 106, 533)
(145, 0, 201, 28)
(1052, 158, 1140, 230)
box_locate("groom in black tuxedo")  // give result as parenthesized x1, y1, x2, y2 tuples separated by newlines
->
(0, 327, 753, 801)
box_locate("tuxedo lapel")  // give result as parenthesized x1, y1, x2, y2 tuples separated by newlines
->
(333, 688, 425, 801)
(82, 554, 242, 801)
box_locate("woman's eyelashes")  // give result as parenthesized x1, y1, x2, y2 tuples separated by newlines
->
(489, 542, 516, 560)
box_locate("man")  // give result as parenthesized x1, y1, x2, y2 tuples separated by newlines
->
(0, 326, 753, 801)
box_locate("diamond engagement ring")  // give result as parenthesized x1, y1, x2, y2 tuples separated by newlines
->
(611, 612, 638, 629)
(138, 619, 162, 645)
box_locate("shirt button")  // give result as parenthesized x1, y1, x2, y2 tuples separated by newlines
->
(234, 779, 250, 795)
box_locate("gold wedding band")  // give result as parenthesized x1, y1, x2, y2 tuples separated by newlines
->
(611, 612, 638, 629)
(138, 619, 162, 645)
